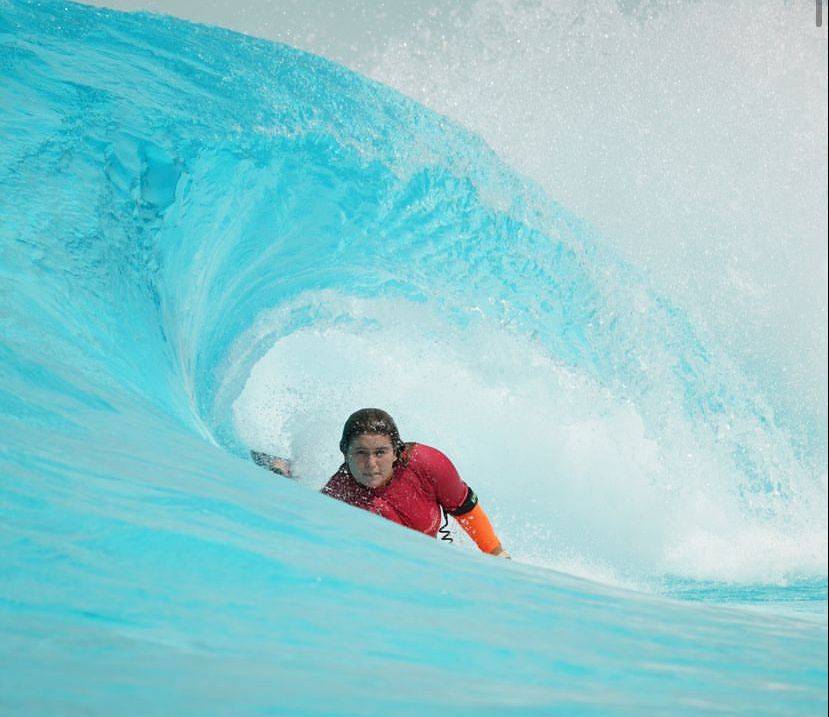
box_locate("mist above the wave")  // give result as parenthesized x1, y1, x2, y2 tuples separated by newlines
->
(362, 0, 828, 474)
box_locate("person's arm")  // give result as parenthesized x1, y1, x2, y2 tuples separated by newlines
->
(420, 444, 509, 558)
(250, 451, 293, 477)
(449, 488, 510, 559)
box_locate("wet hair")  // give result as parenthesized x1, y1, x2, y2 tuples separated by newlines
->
(339, 408, 405, 457)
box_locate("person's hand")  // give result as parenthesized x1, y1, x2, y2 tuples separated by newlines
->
(491, 546, 511, 559)
(251, 451, 293, 477)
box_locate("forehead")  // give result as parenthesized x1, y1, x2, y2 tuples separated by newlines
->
(349, 433, 394, 449)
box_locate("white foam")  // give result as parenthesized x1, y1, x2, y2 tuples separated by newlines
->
(228, 292, 828, 585)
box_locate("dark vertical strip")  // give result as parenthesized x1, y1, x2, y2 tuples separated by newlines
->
(818, 0, 823, 28)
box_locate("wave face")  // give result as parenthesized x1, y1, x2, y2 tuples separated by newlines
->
(1, 1, 826, 714)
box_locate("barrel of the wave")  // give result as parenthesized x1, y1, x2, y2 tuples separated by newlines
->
(251, 409, 510, 557)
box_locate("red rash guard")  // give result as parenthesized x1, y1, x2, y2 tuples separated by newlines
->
(322, 443, 469, 538)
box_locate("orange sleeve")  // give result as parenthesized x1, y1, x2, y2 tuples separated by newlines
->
(453, 503, 502, 554)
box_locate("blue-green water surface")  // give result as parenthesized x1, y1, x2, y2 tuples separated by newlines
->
(1, 2, 826, 715)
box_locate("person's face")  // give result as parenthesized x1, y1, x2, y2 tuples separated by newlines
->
(346, 433, 396, 489)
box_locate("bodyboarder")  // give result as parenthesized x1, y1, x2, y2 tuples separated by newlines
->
(251, 408, 509, 558)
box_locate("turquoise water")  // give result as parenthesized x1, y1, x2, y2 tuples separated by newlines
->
(1, 1, 826, 714)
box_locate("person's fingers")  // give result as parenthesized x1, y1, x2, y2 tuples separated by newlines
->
(251, 451, 292, 476)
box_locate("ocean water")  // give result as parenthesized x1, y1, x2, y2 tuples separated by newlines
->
(1, 1, 826, 715)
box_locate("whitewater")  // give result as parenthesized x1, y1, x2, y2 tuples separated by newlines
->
(1, 1, 826, 715)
